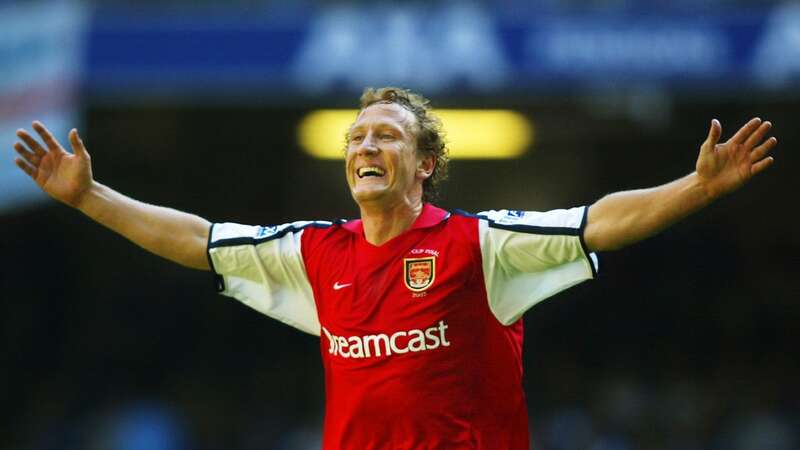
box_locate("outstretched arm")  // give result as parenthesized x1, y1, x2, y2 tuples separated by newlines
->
(584, 118, 777, 252)
(13, 121, 211, 270)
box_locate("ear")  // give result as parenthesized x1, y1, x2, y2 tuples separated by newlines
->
(416, 153, 435, 180)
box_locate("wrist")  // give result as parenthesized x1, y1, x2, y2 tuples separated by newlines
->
(689, 171, 718, 206)
(74, 181, 103, 213)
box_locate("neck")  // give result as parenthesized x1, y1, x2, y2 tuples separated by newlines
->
(358, 197, 424, 246)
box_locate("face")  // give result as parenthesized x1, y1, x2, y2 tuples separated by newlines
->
(346, 103, 434, 207)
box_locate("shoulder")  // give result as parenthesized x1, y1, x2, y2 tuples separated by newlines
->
(454, 207, 587, 236)
(210, 219, 345, 248)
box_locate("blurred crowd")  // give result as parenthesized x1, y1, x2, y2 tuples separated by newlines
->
(18, 361, 798, 450)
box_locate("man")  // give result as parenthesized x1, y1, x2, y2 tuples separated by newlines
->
(13, 87, 777, 449)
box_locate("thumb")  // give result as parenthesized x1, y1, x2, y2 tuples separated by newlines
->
(69, 128, 90, 159)
(703, 119, 721, 152)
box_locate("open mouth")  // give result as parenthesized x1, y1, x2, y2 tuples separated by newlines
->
(357, 166, 386, 178)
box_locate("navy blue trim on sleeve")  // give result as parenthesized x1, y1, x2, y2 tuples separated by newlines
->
(453, 209, 581, 236)
(456, 207, 598, 278)
(487, 222, 580, 236)
(208, 220, 343, 249)
(578, 205, 598, 279)
(206, 223, 225, 292)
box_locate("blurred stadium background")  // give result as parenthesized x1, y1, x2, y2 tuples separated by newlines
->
(1, 0, 798, 449)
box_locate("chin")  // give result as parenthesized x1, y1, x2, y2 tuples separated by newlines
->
(351, 187, 389, 204)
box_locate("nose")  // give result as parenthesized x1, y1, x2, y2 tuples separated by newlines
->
(357, 134, 379, 156)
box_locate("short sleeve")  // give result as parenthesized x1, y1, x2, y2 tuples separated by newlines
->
(207, 221, 323, 336)
(477, 207, 599, 325)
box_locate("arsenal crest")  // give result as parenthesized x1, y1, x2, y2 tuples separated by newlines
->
(403, 257, 436, 292)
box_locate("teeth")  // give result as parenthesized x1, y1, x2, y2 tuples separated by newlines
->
(357, 166, 386, 178)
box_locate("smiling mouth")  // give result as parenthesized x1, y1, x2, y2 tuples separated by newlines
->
(357, 166, 386, 178)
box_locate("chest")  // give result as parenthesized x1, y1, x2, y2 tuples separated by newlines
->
(306, 225, 484, 334)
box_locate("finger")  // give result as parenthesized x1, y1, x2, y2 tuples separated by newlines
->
(750, 136, 777, 163)
(729, 117, 762, 145)
(13, 142, 40, 166)
(751, 156, 774, 176)
(16, 129, 47, 156)
(15, 157, 37, 179)
(68, 128, 89, 158)
(703, 119, 722, 151)
(743, 121, 772, 150)
(32, 121, 65, 153)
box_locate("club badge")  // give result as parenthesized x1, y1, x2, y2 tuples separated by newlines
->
(403, 256, 436, 292)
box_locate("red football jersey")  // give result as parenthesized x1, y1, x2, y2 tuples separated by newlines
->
(208, 204, 597, 449)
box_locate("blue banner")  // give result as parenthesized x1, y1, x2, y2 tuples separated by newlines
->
(78, 4, 800, 95)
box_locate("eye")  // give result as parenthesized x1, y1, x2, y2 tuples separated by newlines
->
(380, 133, 396, 140)
(350, 134, 364, 143)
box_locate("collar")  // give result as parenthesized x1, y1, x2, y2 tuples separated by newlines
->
(341, 203, 450, 234)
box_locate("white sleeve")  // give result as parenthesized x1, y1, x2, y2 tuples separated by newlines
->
(207, 221, 323, 336)
(477, 207, 599, 325)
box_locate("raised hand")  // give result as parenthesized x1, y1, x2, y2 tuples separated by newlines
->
(14, 121, 94, 207)
(697, 118, 777, 199)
